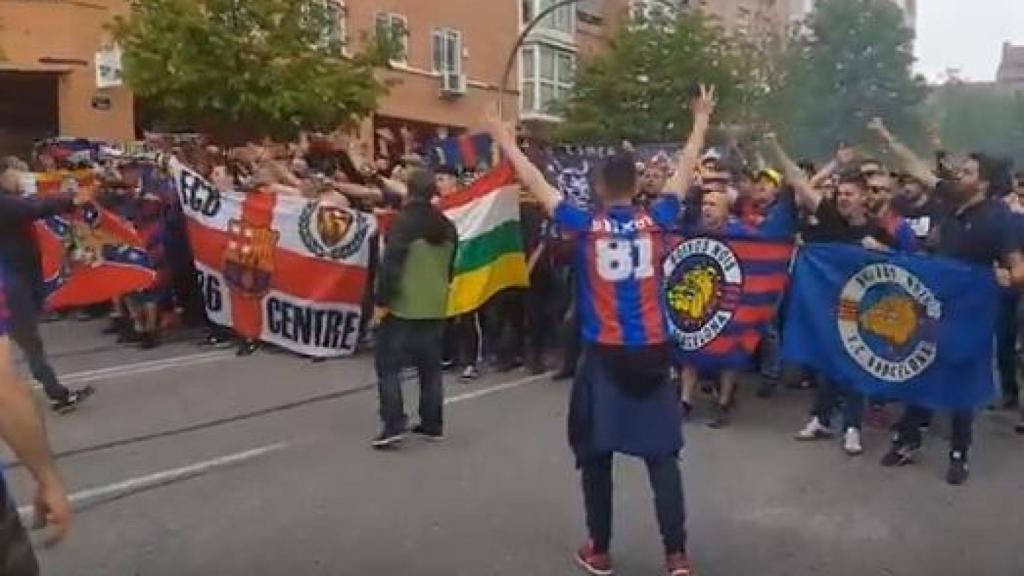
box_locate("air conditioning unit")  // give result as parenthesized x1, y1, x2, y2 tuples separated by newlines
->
(440, 73, 467, 97)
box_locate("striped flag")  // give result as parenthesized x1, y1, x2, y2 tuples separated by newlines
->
(663, 236, 794, 370)
(439, 162, 529, 316)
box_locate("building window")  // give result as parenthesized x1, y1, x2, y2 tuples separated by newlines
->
(376, 11, 409, 65)
(630, 0, 677, 24)
(303, 0, 346, 55)
(522, 0, 575, 34)
(521, 43, 575, 115)
(432, 28, 462, 77)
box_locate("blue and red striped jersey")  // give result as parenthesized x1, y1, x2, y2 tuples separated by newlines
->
(554, 196, 682, 347)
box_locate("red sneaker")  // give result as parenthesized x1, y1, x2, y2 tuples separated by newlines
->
(575, 540, 613, 575)
(666, 552, 695, 576)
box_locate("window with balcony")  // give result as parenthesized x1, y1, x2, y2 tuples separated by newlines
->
(521, 44, 575, 116)
(375, 11, 409, 65)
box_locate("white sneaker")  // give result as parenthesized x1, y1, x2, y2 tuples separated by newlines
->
(461, 365, 479, 381)
(795, 417, 833, 441)
(843, 427, 864, 455)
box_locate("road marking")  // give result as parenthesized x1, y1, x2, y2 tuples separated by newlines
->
(31, 351, 234, 389)
(17, 442, 288, 520)
(445, 372, 551, 405)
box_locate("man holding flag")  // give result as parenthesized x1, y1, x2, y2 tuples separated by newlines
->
(0, 157, 95, 413)
(866, 118, 1024, 485)
(486, 85, 717, 576)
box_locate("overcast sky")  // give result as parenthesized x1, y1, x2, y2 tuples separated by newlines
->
(915, 0, 1024, 83)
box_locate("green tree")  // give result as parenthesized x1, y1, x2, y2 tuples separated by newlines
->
(927, 83, 1024, 165)
(768, 0, 927, 158)
(111, 0, 396, 140)
(556, 12, 757, 144)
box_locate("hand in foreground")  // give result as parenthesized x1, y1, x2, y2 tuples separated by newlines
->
(33, 477, 72, 548)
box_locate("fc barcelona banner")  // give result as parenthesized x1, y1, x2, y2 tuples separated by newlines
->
(170, 160, 376, 357)
(782, 244, 998, 409)
(30, 171, 156, 309)
(663, 236, 793, 369)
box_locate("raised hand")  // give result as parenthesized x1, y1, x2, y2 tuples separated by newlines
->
(692, 84, 717, 119)
(867, 117, 892, 142)
(484, 105, 516, 145)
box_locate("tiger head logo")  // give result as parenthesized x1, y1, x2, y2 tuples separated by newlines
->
(859, 294, 920, 348)
(316, 205, 354, 248)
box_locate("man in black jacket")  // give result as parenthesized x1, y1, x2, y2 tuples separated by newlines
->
(0, 157, 95, 413)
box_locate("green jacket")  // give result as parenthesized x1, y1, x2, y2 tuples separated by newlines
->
(375, 201, 457, 320)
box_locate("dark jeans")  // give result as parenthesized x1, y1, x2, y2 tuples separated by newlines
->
(0, 485, 39, 576)
(996, 292, 1019, 400)
(375, 317, 445, 434)
(811, 377, 864, 430)
(6, 279, 67, 402)
(580, 453, 686, 555)
(894, 405, 974, 454)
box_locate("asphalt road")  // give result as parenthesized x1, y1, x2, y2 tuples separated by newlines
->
(3, 319, 1023, 576)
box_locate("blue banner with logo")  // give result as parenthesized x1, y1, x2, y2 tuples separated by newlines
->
(781, 244, 998, 410)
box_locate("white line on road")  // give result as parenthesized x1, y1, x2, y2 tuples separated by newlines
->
(17, 442, 288, 520)
(445, 372, 551, 405)
(31, 351, 235, 389)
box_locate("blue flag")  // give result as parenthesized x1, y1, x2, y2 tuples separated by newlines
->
(782, 244, 998, 410)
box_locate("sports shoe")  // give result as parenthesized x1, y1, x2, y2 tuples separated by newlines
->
(879, 443, 919, 467)
(371, 429, 406, 449)
(843, 427, 864, 455)
(51, 386, 96, 414)
(1015, 420, 1024, 435)
(795, 416, 833, 441)
(946, 451, 969, 486)
(441, 359, 456, 371)
(460, 364, 480, 381)
(237, 340, 260, 357)
(666, 552, 695, 576)
(706, 403, 731, 429)
(411, 424, 444, 442)
(575, 540, 613, 576)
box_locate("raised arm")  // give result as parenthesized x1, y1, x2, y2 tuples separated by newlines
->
(868, 118, 940, 190)
(485, 108, 561, 216)
(663, 84, 717, 198)
(764, 132, 822, 213)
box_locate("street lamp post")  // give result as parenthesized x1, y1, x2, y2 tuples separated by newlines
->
(498, 0, 583, 119)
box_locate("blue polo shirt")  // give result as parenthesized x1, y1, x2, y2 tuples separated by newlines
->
(932, 181, 1020, 265)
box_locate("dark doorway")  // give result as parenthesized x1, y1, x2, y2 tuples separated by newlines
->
(0, 71, 60, 159)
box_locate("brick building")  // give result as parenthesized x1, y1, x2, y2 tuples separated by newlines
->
(0, 0, 134, 157)
(996, 42, 1024, 91)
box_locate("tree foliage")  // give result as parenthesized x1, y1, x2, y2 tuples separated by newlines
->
(557, 12, 761, 144)
(927, 83, 1024, 165)
(111, 0, 395, 140)
(767, 0, 927, 158)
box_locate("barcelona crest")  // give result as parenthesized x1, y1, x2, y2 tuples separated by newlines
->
(838, 263, 942, 383)
(299, 202, 370, 261)
(663, 238, 744, 351)
(223, 219, 280, 298)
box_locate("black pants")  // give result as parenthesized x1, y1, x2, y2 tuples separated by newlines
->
(894, 405, 974, 454)
(444, 313, 483, 367)
(488, 289, 525, 365)
(375, 317, 445, 435)
(996, 292, 1020, 400)
(580, 453, 687, 555)
(0, 485, 38, 576)
(6, 279, 67, 402)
